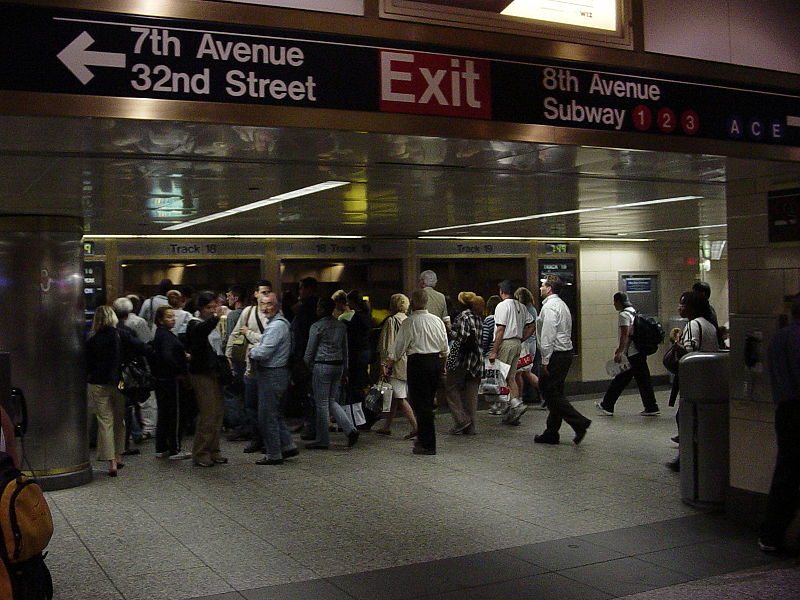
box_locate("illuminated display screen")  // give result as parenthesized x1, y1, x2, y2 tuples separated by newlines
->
(382, 1, 628, 47)
(216, 0, 364, 15)
(501, 0, 617, 31)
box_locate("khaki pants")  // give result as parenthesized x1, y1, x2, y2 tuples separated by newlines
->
(445, 366, 480, 429)
(189, 373, 224, 464)
(88, 383, 126, 461)
(497, 338, 522, 384)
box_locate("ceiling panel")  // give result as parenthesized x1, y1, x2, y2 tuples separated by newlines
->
(0, 114, 735, 242)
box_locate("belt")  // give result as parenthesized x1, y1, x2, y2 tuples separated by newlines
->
(316, 360, 343, 365)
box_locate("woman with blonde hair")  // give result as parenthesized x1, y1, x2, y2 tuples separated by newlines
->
(514, 287, 541, 407)
(86, 305, 151, 476)
(332, 289, 351, 320)
(376, 293, 418, 438)
(445, 292, 484, 434)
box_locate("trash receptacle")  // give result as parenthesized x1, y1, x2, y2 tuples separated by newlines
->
(678, 352, 729, 508)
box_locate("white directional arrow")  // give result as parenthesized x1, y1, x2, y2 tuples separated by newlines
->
(57, 31, 126, 85)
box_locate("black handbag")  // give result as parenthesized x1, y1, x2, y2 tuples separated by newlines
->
(662, 343, 687, 374)
(215, 355, 234, 387)
(118, 357, 155, 404)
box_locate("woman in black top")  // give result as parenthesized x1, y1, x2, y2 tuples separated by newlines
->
(186, 291, 228, 467)
(152, 305, 189, 460)
(345, 289, 372, 410)
(86, 306, 150, 476)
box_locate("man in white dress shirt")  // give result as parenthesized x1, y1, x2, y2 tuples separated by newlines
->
(534, 275, 591, 445)
(385, 289, 448, 455)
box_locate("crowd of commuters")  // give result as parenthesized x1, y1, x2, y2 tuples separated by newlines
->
(85, 271, 728, 471)
(86, 271, 800, 556)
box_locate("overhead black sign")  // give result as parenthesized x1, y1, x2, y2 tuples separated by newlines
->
(2, 3, 800, 147)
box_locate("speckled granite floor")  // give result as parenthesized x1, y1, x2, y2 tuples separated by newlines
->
(44, 389, 795, 600)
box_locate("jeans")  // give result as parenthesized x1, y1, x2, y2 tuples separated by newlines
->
(223, 361, 247, 431)
(255, 366, 297, 460)
(602, 352, 659, 412)
(243, 374, 263, 445)
(125, 402, 143, 443)
(311, 363, 355, 446)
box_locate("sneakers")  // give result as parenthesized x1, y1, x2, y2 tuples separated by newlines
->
(595, 401, 613, 416)
(488, 407, 504, 415)
(503, 400, 528, 424)
(758, 538, 780, 553)
(168, 451, 192, 460)
(640, 408, 661, 416)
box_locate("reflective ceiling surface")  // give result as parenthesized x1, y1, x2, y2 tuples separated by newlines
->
(0, 115, 731, 241)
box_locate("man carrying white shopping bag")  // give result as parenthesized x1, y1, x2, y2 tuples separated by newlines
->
(488, 280, 536, 426)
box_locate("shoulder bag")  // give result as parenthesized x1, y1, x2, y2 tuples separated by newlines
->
(230, 307, 252, 364)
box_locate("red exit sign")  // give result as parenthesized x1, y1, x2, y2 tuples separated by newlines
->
(379, 50, 491, 119)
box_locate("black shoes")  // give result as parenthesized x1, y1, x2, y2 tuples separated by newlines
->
(573, 420, 591, 445)
(534, 433, 559, 445)
(347, 431, 360, 447)
(243, 442, 265, 453)
(412, 444, 436, 455)
(666, 458, 680, 472)
(282, 447, 300, 458)
(121, 448, 141, 456)
(304, 443, 329, 449)
(255, 457, 283, 465)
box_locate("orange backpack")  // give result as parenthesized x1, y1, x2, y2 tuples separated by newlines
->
(0, 452, 53, 599)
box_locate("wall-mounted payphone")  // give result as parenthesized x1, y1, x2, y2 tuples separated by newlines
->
(728, 314, 783, 403)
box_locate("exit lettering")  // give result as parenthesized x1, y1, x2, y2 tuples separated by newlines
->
(379, 50, 491, 119)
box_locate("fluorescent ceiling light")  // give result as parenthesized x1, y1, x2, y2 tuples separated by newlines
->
(617, 223, 726, 235)
(162, 181, 350, 231)
(420, 195, 702, 234)
(419, 236, 653, 242)
(83, 234, 365, 240)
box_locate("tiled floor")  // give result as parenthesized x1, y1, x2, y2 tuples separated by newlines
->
(45, 389, 797, 599)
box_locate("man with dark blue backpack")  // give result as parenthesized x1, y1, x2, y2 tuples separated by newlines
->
(596, 292, 662, 416)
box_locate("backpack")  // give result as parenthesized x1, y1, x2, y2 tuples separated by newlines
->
(631, 312, 665, 356)
(0, 452, 53, 600)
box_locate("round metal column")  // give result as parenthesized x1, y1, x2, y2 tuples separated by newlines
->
(0, 216, 91, 489)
